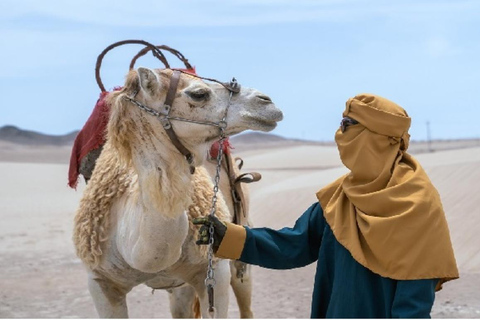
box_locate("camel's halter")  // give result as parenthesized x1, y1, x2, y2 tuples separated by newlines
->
(123, 70, 239, 174)
(96, 40, 240, 316)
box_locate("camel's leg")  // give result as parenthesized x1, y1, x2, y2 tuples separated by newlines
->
(168, 285, 197, 318)
(192, 259, 231, 318)
(87, 271, 129, 318)
(230, 261, 254, 318)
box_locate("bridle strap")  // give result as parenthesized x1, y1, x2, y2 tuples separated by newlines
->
(173, 69, 241, 94)
(164, 70, 181, 107)
(163, 70, 196, 174)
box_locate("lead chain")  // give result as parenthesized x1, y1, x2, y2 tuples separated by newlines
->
(205, 133, 224, 317)
(205, 77, 237, 317)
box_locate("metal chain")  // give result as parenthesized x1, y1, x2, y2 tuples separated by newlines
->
(204, 132, 224, 317)
(205, 77, 237, 317)
(124, 96, 228, 129)
(124, 96, 162, 117)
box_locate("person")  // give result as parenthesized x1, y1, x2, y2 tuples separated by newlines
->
(193, 93, 459, 318)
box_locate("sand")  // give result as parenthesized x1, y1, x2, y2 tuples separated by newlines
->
(0, 141, 479, 318)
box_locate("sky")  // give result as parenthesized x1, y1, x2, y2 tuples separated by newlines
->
(0, 0, 479, 142)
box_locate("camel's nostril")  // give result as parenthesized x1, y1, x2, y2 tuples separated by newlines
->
(257, 95, 272, 102)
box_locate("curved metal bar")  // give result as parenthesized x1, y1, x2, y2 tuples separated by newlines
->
(129, 45, 193, 70)
(95, 40, 170, 92)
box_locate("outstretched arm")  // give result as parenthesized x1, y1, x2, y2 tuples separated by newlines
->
(195, 202, 325, 270)
(240, 202, 325, 269)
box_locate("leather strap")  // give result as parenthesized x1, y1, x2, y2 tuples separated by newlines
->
(235, 157, 244, 170)
(222, 154, 262, 225)
(173, 69, 241, 94)
(235, 172, 262, 184)
(164, 70, 181, 107)
(163, 70, 196, 174)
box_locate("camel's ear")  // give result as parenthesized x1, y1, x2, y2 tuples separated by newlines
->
(137, 67, 160, 97)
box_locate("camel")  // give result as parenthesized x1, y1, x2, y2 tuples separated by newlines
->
(73, 67, 283, 318)
(78, 127, 256, 318)
(79, 141, 257, 318)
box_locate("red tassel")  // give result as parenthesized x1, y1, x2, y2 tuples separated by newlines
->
(209, 138, 233, 159)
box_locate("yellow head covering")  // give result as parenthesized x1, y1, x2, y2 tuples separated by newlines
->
(316, 94, 458, 290)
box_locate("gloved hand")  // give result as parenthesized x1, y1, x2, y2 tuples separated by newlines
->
(192, 215, 227, 253)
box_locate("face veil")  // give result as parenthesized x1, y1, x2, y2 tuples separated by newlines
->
(317, 94, 458, 290)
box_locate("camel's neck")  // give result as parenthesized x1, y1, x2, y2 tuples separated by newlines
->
(107, 97, 213, 218)
(110, 132, 197, 273)
(130, 130, 195, 218)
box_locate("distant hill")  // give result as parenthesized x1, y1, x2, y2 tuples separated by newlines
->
(0, 126, 303, 148)
(230, 131, 288, 144)
(229, 131, 333, 151)
(2, 125, 478, 153)
(0, 125, 78, 146)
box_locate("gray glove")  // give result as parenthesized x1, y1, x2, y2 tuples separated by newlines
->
(192, 215, 227, 253)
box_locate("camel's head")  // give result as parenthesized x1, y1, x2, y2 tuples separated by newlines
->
(108, 68, 283, 165)
(140, 68, 282, 137)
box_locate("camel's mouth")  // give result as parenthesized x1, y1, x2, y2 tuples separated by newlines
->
(244, 111, 283, 132)
(248, 117, 279, 131)
(222, 117, 280, 137)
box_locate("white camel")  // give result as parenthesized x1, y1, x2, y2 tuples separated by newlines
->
(73, 67, 282, 318)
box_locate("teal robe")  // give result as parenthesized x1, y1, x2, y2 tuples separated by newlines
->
(239, 203, 438, 318)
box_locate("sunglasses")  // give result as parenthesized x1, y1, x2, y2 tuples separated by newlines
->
(340, 117, 359, 133)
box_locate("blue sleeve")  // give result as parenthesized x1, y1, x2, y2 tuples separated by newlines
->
(391, 279, 438, 318)
(239, 202, 325, 269)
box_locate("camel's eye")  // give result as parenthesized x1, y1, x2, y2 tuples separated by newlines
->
(186, 88, 210, 101)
